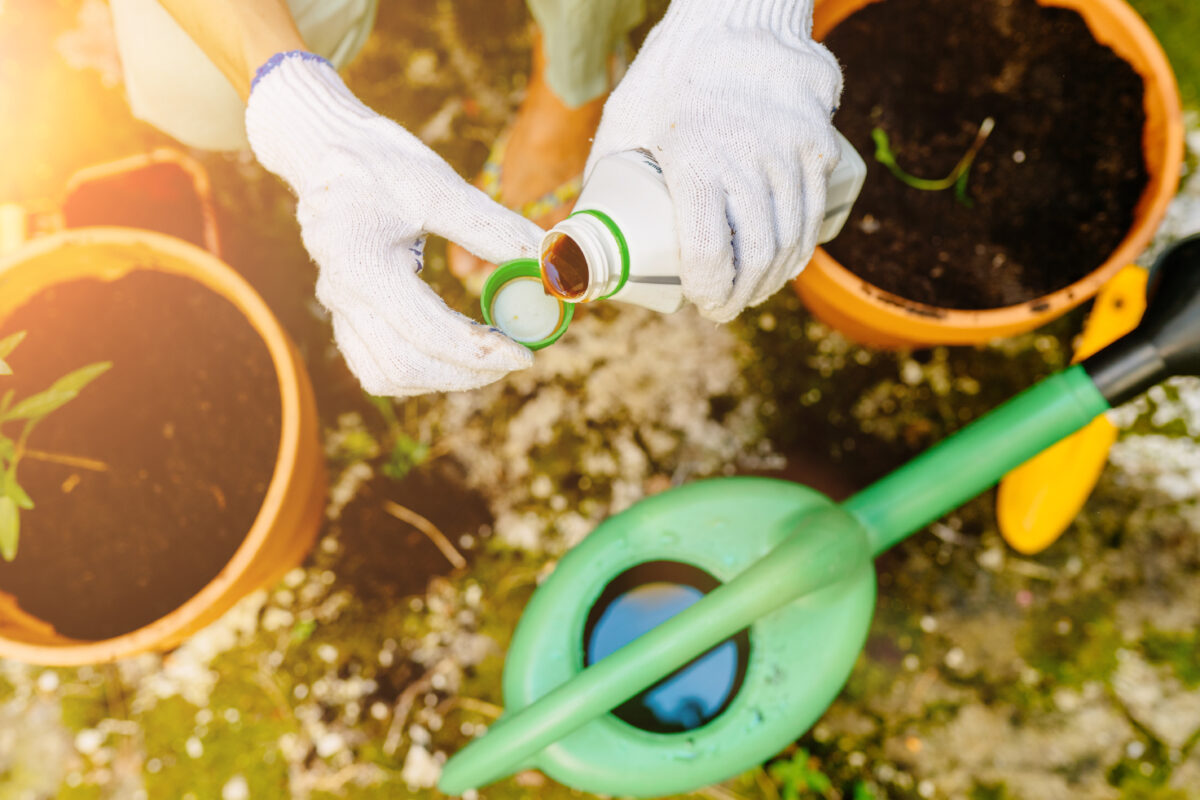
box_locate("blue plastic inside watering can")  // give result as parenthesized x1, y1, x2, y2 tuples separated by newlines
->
(583, 561, 748, 733)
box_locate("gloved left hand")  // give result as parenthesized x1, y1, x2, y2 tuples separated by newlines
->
(246, 52, 542, 397)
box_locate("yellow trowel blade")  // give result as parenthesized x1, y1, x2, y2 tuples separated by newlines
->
(997, 265, 1148, 554)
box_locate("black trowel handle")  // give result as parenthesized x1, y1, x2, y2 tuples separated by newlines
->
(1085, 234, 1200, 406)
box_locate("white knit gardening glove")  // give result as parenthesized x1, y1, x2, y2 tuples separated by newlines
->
(588, 0, 843, 323)
(246, 53, 541, 397)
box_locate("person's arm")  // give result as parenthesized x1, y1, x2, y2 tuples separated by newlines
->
(156, 0, 306, 99)
(154, 2, 545, 398)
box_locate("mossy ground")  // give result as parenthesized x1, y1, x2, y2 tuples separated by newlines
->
(2, 1, 1200, 798)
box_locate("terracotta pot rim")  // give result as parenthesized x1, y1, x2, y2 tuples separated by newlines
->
(62, 148, 222, 257)
(0, 227, 313, 665)
(801, 0, 1185, 341)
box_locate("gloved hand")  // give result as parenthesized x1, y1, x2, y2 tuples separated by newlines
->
(587, 0, 843, 323)
(245, 52, 541, 397)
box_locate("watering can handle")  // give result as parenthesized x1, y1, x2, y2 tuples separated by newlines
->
(438, 506, 870, 795)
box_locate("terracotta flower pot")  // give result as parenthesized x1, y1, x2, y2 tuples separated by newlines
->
(0, 227, 324, 665)
(62, 147, 223, 256)
(794, 0, 1184, 348)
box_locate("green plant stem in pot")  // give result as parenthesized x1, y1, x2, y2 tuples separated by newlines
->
(872, 117, 996, 206)
(0, 330, 110, 561)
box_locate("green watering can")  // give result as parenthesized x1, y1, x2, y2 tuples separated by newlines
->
(440, 234, 1200, 798)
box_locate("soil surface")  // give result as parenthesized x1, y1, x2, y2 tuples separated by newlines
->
(824, 0, 1149, 310)
(0, 271, 281, 640)
(333, 460, 492, 602)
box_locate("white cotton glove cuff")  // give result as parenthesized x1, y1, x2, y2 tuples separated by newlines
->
(587, 0, 841, 323)
(246, 53, 382, 192)
(245, 53, 540, 398)
(658, 0, 817, 42)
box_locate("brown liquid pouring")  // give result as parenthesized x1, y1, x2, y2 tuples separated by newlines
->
(540, 233, 590, 300)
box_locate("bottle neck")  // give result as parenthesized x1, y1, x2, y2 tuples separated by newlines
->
(539, 212, 627, 303)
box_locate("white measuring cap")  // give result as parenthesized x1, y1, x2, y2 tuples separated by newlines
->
(481, 259, 573, 350)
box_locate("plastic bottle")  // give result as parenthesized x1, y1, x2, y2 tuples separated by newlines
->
(539, 132, 867, 314)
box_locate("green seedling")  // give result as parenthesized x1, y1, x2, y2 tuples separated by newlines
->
(369, 394, 430, 481)
(872, 117, 996, 207)
(0, 330, 111, 561)
(769, 749, 833, 800)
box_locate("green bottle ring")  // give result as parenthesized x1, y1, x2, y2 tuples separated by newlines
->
(570, 209, 630, 300)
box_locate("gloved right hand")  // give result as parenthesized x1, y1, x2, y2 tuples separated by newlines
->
(245, 52, 542, 397)
(585, 0, 843, 323)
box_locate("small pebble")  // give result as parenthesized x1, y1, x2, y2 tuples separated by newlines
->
(977, 548, 1004, 571)
(316, 732, 345, 758)
(531, 474, 554, 499)
(75, 729, 104, 756)
(222, 775, 249, 800)
(37, 671, 59, 693)
(1013, 150, 1027, 163)
(186, 737, 204, 759)
(944, 647, 965, 670)
(317, 644, 339, 664)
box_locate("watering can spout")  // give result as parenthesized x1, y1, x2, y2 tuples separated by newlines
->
(1085, 234, 1200, 406)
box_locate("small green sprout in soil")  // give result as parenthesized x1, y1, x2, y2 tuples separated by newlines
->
(872, 117, 996, 207)
(368, 395, 430, 481)
(852, 782, 878, 800)
(769, 748, 834, 800)
(0, 330, 110, 561)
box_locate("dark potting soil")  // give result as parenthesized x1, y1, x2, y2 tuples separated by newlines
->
(62, 161, 209, 250)
(823, 0, 1149, 310)
(0, 271, 281, 640)
(334, 460, 491, 602)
